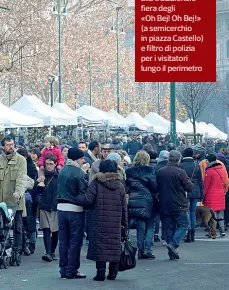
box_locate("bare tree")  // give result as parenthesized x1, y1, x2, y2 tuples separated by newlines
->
(177, 82, 219, 144)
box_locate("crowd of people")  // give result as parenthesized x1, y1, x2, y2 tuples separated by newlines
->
(0, 133, 229, 281)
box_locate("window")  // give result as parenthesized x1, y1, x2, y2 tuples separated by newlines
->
(226, 40, 229, 58)
(217, 43, 220, 60)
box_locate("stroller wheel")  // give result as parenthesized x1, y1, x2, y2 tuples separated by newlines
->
(15, 253, 21, 266)
(3, 256, 9, 269)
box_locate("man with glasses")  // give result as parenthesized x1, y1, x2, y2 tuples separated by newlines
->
(0, 135, 27, 254)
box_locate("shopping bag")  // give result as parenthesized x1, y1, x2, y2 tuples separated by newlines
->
(118, 240, 137, 272)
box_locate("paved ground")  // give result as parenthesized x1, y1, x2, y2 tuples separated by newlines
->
(1, 228, 229, 290)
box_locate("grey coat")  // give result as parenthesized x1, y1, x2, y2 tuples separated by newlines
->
(75, 172, 128, 262)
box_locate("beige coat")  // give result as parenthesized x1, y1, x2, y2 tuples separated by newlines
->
(0, 152, 27, 211)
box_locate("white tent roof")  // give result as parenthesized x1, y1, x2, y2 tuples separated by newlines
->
(0, 103, 43, 128)
(176, 120, 190, 133)
(198, 122, 217, 138)
(126, 112, 154, 132)
(107, 109, 131, 126)
(184, 119, 206, 134)
(11, 95, 78, 126)
(144, 112, 169, 133)
(144, 112, 190, 133)
(207, 123, 227, 139)
(77, 105, 124, 127)
(53, 103, 80, 118)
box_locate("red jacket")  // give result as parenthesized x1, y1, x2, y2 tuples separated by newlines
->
(38, 146, 65, 168)
(203, 162, 228, 211)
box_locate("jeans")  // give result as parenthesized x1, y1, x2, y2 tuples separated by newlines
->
(162, 212, 189, 248)
(188, 199, 198, 231)
(154, 214, 160, 235)
(14, 210, 23, 249)
(58, 210, 85, 277)
(214, 210, 225, 232)
(28, 231, 36, 243)
(136, 217, 154, 250)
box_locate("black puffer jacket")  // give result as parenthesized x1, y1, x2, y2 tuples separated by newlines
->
(33, 170, 58, 211)
(126, 165, 158, 219)
(179, 158, 203, 199)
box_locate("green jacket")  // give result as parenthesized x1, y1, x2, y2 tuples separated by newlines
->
(0, 152, 27, 210)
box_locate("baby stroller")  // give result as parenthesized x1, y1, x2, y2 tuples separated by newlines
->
(0, 202, 21, 269)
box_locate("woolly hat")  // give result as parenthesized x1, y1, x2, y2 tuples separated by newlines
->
(67, 148, 84, 161)
(192, 143, 205, 155)
(206, 153, 216, 163)
(106, 152, 121, 165)
(157, 150, 169, 163)
(216, 153, 226, 163)
(183, 148, 193, 158)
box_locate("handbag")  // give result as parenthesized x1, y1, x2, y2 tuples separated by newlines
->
(118, 237, 137, 272)
(36, 176, 55, 217)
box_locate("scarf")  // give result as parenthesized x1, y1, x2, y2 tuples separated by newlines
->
(87, 150, 98, 162)
(2, 150, 16, 161)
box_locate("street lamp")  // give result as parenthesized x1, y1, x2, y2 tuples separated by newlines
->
(52, 0, 68, 103)
(111, 7, 125, 114)
(48, 75, 58, 107)
(75, 53, 93, 106)
(170, 82, 176, 143)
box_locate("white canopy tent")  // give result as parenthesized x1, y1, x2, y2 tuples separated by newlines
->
(207, 123, 227, 140)
(77, 105, 125, 127)
(184, 119, 206, 134)
(144, 112, 190, 133)
(125, 112, 155, 132)
(0, 103, 43, 128)
(53, 103, 80, 118)
(198, 122, 217, 138)
(0, 119, 4, 131)
(107, 109, 131, 127)
(144, 112, 169, 133)
(11, 95, 78, 126)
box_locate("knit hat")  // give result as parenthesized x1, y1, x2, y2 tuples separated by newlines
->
(216, 153, 226, 163)
(124, 156, 131, 165)
(157, 150, 169, 163)
(183, 148, 193, 158)
(106, 153, 121, 165)
(206, 153, 216, 163)
(67, 148, 84, 161)
(192, 143, 205, 155)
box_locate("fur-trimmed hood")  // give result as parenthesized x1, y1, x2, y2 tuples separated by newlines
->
(93, 172, 122, 190)
(206, 161, 222, 169)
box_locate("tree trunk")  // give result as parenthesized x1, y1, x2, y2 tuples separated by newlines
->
(193, 119, 197, 144)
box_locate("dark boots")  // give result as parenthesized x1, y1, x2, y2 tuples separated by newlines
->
(138, 249, 155, 259)
(23, 239, 31, 256)
(184, 230, 191, 243)
(93, 270, 106, 281)
(191, 230, 195, 242)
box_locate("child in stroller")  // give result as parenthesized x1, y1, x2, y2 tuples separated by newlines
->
(0, 202, 21, 269)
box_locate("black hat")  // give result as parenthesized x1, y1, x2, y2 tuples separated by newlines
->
(206, 153, 216, 163)
(183, 148, 193, 158)
(67, 148, 84, 161)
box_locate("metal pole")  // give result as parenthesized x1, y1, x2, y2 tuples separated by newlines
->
(170, 82, 176, 144)
(89, 53, 92, 106)
(116, 7, 121, 113)
(8, 83, 11, 107)
(157, 82, 161, 115)
(50, 80, 54, 107)
(58, 0, 62, 103)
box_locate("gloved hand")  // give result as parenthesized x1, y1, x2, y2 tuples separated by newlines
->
(13, 192, 20, 201)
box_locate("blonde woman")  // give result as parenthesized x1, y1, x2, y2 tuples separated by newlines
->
(126, 150, 158, 259)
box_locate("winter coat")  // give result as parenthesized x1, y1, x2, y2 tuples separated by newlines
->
(156, 162, 193, 215)
(89, 160, 101, 183)
(38, 146, 65, 168)
(75, 172, 128, 262)
(154, 160, 168, 173)
(34, 170, 59, 211)
(57, 159, 88, 205)
(126, 165, 158, 219)
(203, 162, 229, 211)
(127, 141, 143, 156)
(149, 159, 157, 168)
(200, 159, 228, 181)
(0, 152, 27, 211)
(84, 150, 98, 166)
(179, 158, 203, 200)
